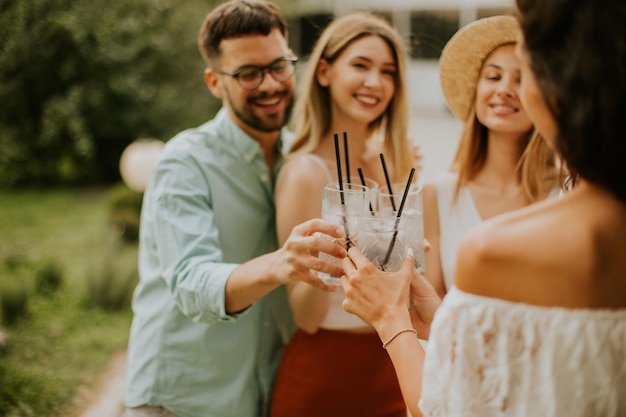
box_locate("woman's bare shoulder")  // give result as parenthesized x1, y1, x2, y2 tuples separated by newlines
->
(456, 186, 626, 308)
(453, 193, 626, 307)
(278, 154, 329, 192)
(281, 153, 324, 177)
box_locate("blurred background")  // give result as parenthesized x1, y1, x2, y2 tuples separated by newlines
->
(0, 0, 514, 188)
(0, 0, 512, 416)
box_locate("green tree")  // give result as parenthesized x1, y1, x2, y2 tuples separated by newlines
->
(0, 0, 220, 187)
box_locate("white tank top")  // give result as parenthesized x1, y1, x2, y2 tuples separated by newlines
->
(434, 173, 482, 290)
(434, 173, 562, 290)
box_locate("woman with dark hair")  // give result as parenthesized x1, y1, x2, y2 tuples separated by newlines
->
(339, 1, 626, 416)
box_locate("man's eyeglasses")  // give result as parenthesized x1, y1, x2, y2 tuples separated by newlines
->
(214, 58, 298, 90)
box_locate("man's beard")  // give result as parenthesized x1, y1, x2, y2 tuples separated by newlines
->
(231, 89, 294, 133)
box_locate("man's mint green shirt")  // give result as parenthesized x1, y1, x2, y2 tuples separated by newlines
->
(126, 109, 295, 417)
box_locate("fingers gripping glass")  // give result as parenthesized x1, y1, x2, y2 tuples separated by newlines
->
(214, 58, 298, 90)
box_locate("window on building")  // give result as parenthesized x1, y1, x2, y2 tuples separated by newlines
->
(477, 7, 516, 18)
(288, 13, 334, 59)
(410, 10, 459, 60)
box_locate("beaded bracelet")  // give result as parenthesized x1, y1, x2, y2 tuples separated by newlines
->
(382, 328, 417, 349)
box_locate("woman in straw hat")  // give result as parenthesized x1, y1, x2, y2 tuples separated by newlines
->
(423, 15, 560, 297)
(270, 11, 418, 417)
(339, 1, 626, 416)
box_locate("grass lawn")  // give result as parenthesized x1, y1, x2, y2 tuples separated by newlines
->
(0, 187, 135, 417)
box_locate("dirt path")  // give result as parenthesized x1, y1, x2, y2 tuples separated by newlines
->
(68, 350, 127, 417)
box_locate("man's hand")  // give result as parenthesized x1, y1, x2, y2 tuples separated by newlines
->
(273, 218, 347, 291)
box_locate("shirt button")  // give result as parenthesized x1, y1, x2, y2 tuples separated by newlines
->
(244, 154, 252, 162)
(260, 174, 269, 182)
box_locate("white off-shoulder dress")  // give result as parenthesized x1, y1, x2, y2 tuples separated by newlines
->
(419, 286, 626, 417)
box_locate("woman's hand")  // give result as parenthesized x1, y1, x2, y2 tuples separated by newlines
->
(408, 267, 442, 340)
(340, 247, 413, 339)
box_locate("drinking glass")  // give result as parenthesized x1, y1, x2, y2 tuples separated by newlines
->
(376, 183, 425, 273)
(333, 176, 379, 213)
(355, 212, 412, 272)
(318, 183, 369, 285)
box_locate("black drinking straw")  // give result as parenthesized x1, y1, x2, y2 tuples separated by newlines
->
(334, 133, 353, 249)
(379, 153, 397, 211)
(334, 134, 345, 202)
(343, 132, 351, 189)
(381, 168, 416, 270)
(357, 167, 374, 214)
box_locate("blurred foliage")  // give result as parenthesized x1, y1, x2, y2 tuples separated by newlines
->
(0, 0, 221, 188)
(0, 188, 134, 416)
(0, 255, 33, 327)
(34, 258, 64, 296)
(108, 182, 143, 242)
(0, 254, 64, 326)
(0, 277, 31, 327)
(83, 229, 139, 311)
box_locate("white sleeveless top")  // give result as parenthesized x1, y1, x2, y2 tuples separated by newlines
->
(434, 173, 482, 290)
(419, 286, 626, 416)
(290, 154, 369, 330)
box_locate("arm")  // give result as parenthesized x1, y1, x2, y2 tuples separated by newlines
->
(225, 219, 346, 313)
(274, 158, 334, 332)
(422, 182, 447, 299)
(151, 151, 345, 320)
(341, 248, 437, 417)
(408, 266, 442, 340)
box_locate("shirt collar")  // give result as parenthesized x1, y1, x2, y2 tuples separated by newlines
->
(213, 108, 288, 161)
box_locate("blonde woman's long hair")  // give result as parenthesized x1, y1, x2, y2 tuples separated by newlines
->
(451, 106, 560, 204)
(288, 12, 414, 183)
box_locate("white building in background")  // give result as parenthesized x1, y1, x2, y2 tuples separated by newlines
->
(278, 0, 515, 113)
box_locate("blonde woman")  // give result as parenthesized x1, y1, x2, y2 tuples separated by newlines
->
(422, 16, 560, 296)
(270, 11, 417, 417)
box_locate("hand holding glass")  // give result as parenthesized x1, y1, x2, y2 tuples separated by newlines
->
(370, 183, 425, 273)
(317, 183, 369, 286)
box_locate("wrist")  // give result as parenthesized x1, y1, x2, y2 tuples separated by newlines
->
(375, 314, 413, 345)
(382, 328, 417, 349)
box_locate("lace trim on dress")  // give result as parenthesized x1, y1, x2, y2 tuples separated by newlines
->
(419, 286, 626, 417)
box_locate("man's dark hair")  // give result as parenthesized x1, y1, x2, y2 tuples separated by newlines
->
(198, 0, 287, 65)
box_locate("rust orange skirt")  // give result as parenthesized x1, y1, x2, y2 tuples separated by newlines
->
(269, 328, 406, 417)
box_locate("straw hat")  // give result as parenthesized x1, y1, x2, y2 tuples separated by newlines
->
(439, 15, 519, 121)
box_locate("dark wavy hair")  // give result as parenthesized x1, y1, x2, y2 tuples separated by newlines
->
(197, 0, 287, 65)
(516, 0, 626, 203)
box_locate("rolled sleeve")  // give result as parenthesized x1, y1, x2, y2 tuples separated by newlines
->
(149, 151, 247, 323)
